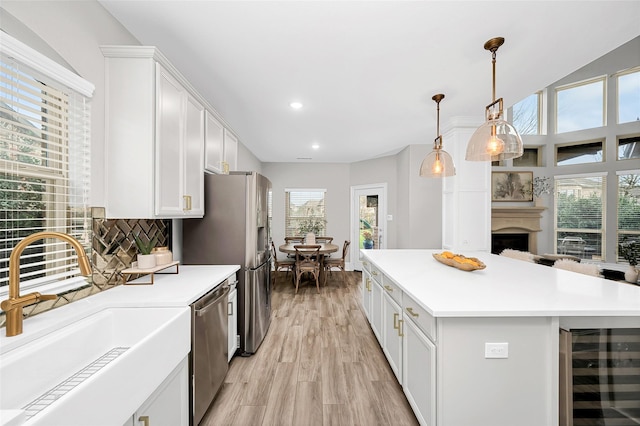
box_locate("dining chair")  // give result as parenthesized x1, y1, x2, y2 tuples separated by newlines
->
(294, 244, 321, 293)
(284, 236, 304, 257)
(324, 240, 350, 283)
(316, 236, 334, 243)
(270, 241, 296, 285)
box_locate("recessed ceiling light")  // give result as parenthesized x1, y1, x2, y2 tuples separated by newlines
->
(312, 144, 319, 150)
(289, 101, 303, 110)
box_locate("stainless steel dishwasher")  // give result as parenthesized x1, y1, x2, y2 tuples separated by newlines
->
(191, 281, 230, 425)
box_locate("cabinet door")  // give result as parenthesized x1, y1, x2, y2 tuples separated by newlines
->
(223, 129, 238, 172)
(228, 288, 238, 362)
(362, 272, 372, 320)
(204, 111, 225, 174)
(183, 94, 205, 217)
(403, 317, 436, 426)
(135, 358, 189, 426)
(371, 278, 383, 342)
(155, 64, 185, 217)
(382, 292, 403, 383)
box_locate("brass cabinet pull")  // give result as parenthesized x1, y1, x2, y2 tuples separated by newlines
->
(406, 307, 419, 317)
(372, 271, 378, 276)
(366, 277, 371, 292)
(183, 195, 192, 211)
(139, 416, 150, 426)
(398, 319, 404, 337)
(228, 301, 233, 315)
(384, 285, 393, 292)
(393, 312, 399, 330)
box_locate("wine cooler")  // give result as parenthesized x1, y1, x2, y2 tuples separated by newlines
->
(560, 328, 640, 426)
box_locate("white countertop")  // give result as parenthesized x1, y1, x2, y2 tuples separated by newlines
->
(361, 249, 640, 318)
(0, 265, 240, 354)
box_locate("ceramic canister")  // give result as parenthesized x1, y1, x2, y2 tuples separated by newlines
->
(152, 246, 173, 265)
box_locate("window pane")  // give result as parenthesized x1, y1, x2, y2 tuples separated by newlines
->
(617, 173, 640, 263)
(512, 93, 539, 135)
(618, 70, 640, 124)
(618, 135, 640, 160)
(556, 141, 603, 166)
(555, 176, 605, 260)
(285, 190, 326, 237)
(513, 147, 541, 167)
(556, 79, 604, 133)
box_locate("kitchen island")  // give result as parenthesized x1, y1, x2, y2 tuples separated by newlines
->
(360, 249, 640, 426)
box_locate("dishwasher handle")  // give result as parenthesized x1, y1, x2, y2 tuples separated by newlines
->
(195, 284, 230, 317)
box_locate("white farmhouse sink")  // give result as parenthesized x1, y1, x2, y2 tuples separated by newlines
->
(0, 306, 190, 425)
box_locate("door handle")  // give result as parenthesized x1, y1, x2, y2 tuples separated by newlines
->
(228, 301, 233, 315)
(398, 319, 404, 337)
(138, 416, 150, 426)
(393, 312, 399, 330)
(183, 195, 192, 211)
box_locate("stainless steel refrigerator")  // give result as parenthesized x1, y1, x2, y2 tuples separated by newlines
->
(182, 171, 272, 355)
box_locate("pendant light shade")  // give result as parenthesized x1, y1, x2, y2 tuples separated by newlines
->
(466, 37, 523, 162)
(420, 94, 455, 177)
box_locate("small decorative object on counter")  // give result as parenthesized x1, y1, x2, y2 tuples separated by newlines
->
(135, 234, 158, 269)
(433, 251, 486, 271)
(152, 246, 173, 265)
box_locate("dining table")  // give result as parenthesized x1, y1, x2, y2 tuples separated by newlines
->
(278, 242, 339, 285)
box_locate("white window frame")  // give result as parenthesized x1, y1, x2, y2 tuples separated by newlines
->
(616, 170, 640, 263)
(284, 188, 327, 237)
(554, 172, 607, 260)
(555, 76, 606, 134)
(0, 32, 94, 298)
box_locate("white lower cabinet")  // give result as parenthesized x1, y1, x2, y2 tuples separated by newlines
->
(370, 276, 383, 341)
(362, 273, 372, 320)
(123, 357, 189, 426)
(382, 292, 403, 383)
(228, 286, 238, 362)
(403, 314, 436, 426)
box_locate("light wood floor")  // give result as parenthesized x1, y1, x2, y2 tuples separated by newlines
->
(201, 270, 419, 426)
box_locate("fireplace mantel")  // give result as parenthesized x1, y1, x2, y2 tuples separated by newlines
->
(492, 206, 546, 254)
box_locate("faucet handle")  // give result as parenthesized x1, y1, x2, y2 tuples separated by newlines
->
(38, 293, 57, 301)
(0, 292, 57, 311)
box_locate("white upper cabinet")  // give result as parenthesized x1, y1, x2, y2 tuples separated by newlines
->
(103, 46, 205, 218)
(223, 129, 238, 172)
(204, 111, 225, 174)
(204, 112, 238, 174)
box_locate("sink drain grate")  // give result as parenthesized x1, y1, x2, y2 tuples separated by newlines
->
(22, 346, 130, 420)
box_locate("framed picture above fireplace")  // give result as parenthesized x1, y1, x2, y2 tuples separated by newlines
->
(491, 171, 533, 202)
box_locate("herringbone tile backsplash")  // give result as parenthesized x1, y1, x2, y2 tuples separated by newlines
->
(92, 218, 170, 288)
(0, 213, 170, 328)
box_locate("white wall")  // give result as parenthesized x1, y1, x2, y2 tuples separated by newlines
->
(1, 2, 140, 208)
(262, 162, 351, 249)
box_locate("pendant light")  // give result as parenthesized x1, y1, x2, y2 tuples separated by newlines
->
(420, 94, 455, 177)
(466, 37, 523, 162)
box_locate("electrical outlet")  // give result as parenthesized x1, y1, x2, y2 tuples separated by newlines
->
(485, 342, 509, 358)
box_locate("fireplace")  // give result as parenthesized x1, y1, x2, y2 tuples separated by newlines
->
(492, 233, 529, 254)
(491, 206, 546, 254)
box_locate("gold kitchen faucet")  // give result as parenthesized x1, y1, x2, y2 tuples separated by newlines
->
(1, 232, 92, 337)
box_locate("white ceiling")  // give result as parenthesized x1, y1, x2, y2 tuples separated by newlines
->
(99, 1, 640, 164)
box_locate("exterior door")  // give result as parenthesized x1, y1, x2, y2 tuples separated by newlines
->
(351, 183, 387, 270)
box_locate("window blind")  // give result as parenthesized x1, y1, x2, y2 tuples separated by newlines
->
(0, 51, 92, 290)
(284, 189, 326, 237)
(617, 172, 640, 262)
(555, 175, 605, 259)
